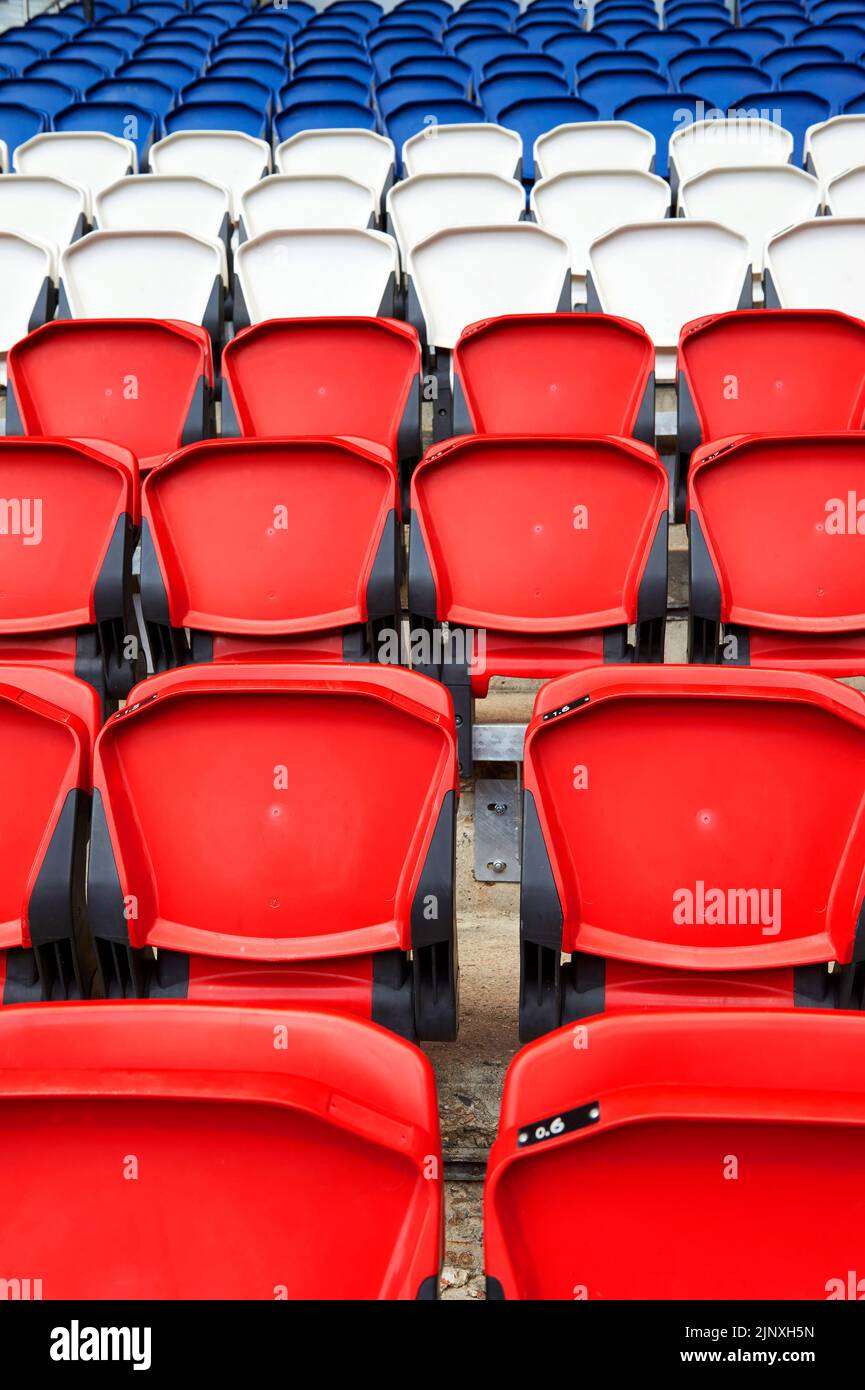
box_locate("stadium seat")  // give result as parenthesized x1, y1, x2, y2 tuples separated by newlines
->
(498, 95, 599, 178)
(0, 437, 140, 714)
(678, 165, 821, 297)
(88, 662, 459, 1040)
(279, 75, 371, 111)
(386, 98, 485, 173)
(0, 231, 52, 378)
(392, 56, 472, 95)
(543, 31, 616, 72)
(481, 53, 565, 83)
(54, 100, 158, 167)
(732, 90, 831, 163)
(14, 131, 136, 214)
(0, 42, 43, 76)
(518, 664, 865, 1040)
(377, 74, 464, 118)
(275, 128, 395, 206)
(486, 1010, 865, 1298)
(676, 307, 865, 518)
(387, 171, 525, 269)
(479, 72, 570, 123)
(0, 670, 100, 1005)
(0, 1001, 444, 1297)
(0, 102, 47, 159)
(826, 165, 865, 214)
(207, 55, 286, 91)
(140, 436, 400, 669)
(667, 43, 752, 85)
(53, 41, 126, 74)
(533, 118, 654, 176)
(273, 100, 377, 143)
(116, 57, 199, 90)
(94, 174, 231, 253)
(668, 115, 794, 193)
(578, 52, 662, 80)
(762, 42, 846, 81)
(451, 312, 655, 448)
(689, 433, 865, 671)
(86, 76, 175, 121)
(793, 22, 865, 60)
(0, 175, 86, 278)
(0, 76, 78, 118)
(402, 120, 522, 176)
(587, 220, 751, 383)
(185, 73, 273, 115)
(613, 93, 707, 179)
(678, 62, 770, 111)
(233, 227, 398, 328)
(59, 230, 224, 345)
(26, 57, 106, 91)
(239, 173, 376, 238)
(576, 69, 669, 120)
(804, 113, 865, 184)
(6, 317, 213, 475)
(624, 27, 702, 68)
(764, 218, 865, 320)
(532, 168, 669, 303)
(408, 434, 668, 773)
(221, 316, 421, 505)
(165, 99, 268, 141)
(782, 61, 865, 114)
(149, 129, 270, 219)
(373, 37, 446, 81)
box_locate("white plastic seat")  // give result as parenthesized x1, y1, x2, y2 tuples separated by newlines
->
(239, 174, 377, 240)
(59, 229, 224, 333)
(668, 118, 794, 192)
(275, 130, 395, 204)
(402, 122, 522, 179)
(804, 115, 865, 186)
(534, 121, 656, 180)
(149, 131, 271, 221)
(0, 231, 52, 381)
(0, 175, 86, 281)
(233, 227, 399, 327)
(386, 172, 525, 270)
(764, 217, 865, 319)
(95, 175, 231, 246)
(587, 220, 751, 381)
(407, 223, 570, 352)
(678, 165, 821, 294)
(14, 133, 137, 217)
(531, 169, 670, 304)
(825, 165, 865, 215)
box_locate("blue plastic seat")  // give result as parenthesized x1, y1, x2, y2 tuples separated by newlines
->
(173, 16, 228, 40)
(762, 44, 846, 80)
(740, 0, 807, 19)
(578, 67, 668, 116)
(499, 94, 599, 179)
(165, 100, 268, 140)
(135, 43, 207, 75)
(578, 50, 660, 77)
(594, 3, 659, 19)
(118, 57, 199, 90)
(665, 0, 730, 18)
(810, 0, 865, 16)
(207, 57, 287, 91)
(481, 52, 565, 80)
(273, 99, 377, 142)
(731, 89, 832, 161)
(194, 1, 251, 23)
(704, 25, 782, 62)
(444, 25, 509, 55)
(542, 31, 615, 73)
(455, 33, 529, 79)
(131, 2, 187, 22)
(377, 73, 465, 116)
(370, 23, 436, 47)
(88, 76, 175, 119)
(613, 92, 708, 177)
(669, 44, 750, 84)
(681, 63, 770, 110)
(781, 61, 865, 112)
(395, 0, 452, 16)
(790, 23, 865, 58)
(184, 75, 272, 117)
(78, 26, 139, 56)
(667, 17, 734, 41)
(0, 101, 47, 157)
(29, 13, 87, 38)
(591, 18, 656, 42)
(100, 15, 156, 38)
(0, 27, 59, 56)
(372, 38, 446, 79)
(480, 70, 570, 119)
(446, 11, 511, 35)
(0, 77, 77, 118)
(143, 28, 212, 55)
(393, 54, 471, 90)
(385, 97, 483, 170)
(329, 0, 384, 22)
(246, 1, 312, 22)
(280, 74, 371, 106)
(293, 53, 372, 81)
(0, 41, 44, 75)
(291, 39, 367, 64)
(747, 12, 813, 38)
(55, 100, 158, 164)
(622, 30, 696, 69)
(25, 56, 105, 89)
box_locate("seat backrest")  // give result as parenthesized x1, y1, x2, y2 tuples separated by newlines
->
(235, 228, 398, 325)
(764, 218, 865, 319)
(164, 100, 268, 141)
(826, 165, 865, 215)
(14, 131, 135, 212)
(386, 98, 485, 171)
(0, 77, 77, 117)
(523, 665, 865, 971)
(7, 317, 212, 473)
(116, 57, 198, 90)
(0, 230, 52, 356)
(0, 101, 46, 158)
(388, 171, 525, 264)
(273, 100, 377, 144)
(402, 120, 522, 176)
(94, 174, 230, 243)
(240, 173, 375, 237)
(679, 63, 769, 112)
(678, 165, 821, 274)
(499, 95, 600, 178)
(613, 92, 707, 178)
(87, 76, 175, 118)
(588, 220, 751, 381)
(409, 433, 667, 635)
(59, 229, 223, 329)
(409, 222, 570, 350)
(453, 312, 655, 436)
(804, 113, 865, 183)
(221, 316, 420, 466)
(480, 72, 570, 122)
(89, 662, 457, 963)
(377, 73, 464, 118)
(534, 118, 654, 177)
(533, 168, 670, 284)
(669, 115, 794, 186)
(279, 74, 372, 108)
(149, 129, 270, 218)
(275, 128, 394, 199)
(577, 69, 669, 120)
(0, 174, 85, 266)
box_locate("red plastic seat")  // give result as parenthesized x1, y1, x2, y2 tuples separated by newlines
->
(689, 432, 865, 671)
(408, 434, 668, 773)
(221, 317, 422, 511)
(0, 668, 100, 1007)
(520, 665, 865, 1039)
(452, 313, 656, 446)
(0, 1001, 443, 1298)
(486, 1009, 865, 1299)
(6, 318, 213, 474)
(89, 662, 459, 1040)
(676, 308, 865, 519)
(140, 436, 400, 670)
(0, 437, 141, 714)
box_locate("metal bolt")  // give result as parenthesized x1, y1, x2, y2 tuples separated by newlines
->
(491, 859, 507, 874)
(492, 802, 507, 815)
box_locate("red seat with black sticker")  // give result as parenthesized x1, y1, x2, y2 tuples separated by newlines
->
(0, 667, 100, 1007)
(6, 318, 213, 474)
(0, 1001, 443, 1299)
(0, 437, 141, 713)
(520, 665, 865, 1040)
(689, 433, 865, 672)
(485, 1009, 865, 1299)
(408, 433, 668, 773)
(140, 436, 400, 670)
(88, 662, 458, 1040)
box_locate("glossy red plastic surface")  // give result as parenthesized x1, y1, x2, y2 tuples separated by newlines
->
(0, 1002, 442, 1299)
